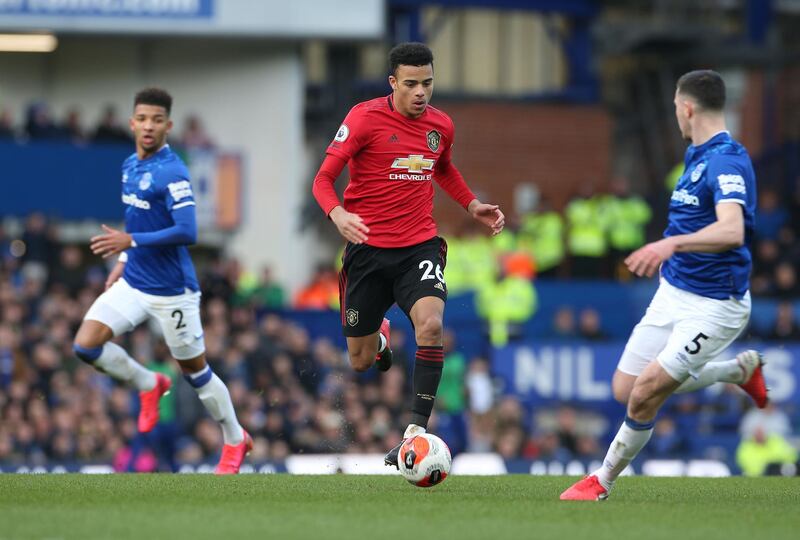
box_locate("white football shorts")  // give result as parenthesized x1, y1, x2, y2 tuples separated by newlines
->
(84, 278, 205, 360)
(617, 278, 750, 382)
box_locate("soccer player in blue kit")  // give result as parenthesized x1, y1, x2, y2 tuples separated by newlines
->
(73, 88, 251, 474)
(561, 70, 768, 500)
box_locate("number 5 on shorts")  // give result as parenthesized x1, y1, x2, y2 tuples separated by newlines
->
(684, 332, 709, 355)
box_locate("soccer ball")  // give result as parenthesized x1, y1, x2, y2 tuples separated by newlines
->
(397, 433, 451, 487)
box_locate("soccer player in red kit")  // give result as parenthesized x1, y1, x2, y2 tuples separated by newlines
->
(312, 42, 505, 467)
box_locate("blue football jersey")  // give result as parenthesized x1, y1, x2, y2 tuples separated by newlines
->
(661, 131, 756, 300)
(120, 145, 199, 296)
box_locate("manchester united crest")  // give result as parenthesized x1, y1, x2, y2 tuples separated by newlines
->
(346, 308, 359, 327)
(426, 130, 441, 152)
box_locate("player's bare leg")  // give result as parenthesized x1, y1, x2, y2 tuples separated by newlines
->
(611, 370, 637, 404)
(178, 353, 250, 474)
(385, 296, 445, 468)
(345, 316, 392, 373)
(562, 360, 681, 500)
(612, 351, 767, 408)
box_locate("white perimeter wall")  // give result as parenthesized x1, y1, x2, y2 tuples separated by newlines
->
(0, 37, 319, 291)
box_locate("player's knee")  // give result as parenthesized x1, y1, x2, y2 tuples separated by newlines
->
(627, 385, 655, 420)
(612, 379, 632, 405)
(415, 315, 443, 344)
(73, 342, 104, 365)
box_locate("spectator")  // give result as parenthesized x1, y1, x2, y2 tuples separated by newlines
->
(766, 302, 800, 340)
(62, 108, 86, 144)
(736, 425, 798, 476)
(293, 265, 338, 310)
(181, 115, 214, 149)
(0, 107, 14, 139)
(771, 262, 800, 298)
(754, 188, 788, 241)
(750, 239, 780, 296)
(494, 427, 525, 459)
(437, 331, 467, 415)
(552, 306, 577, 339)
(25, 103, 61, 140)
(646, 416, 689, 458)
(48, 245, 86, 297)
(577, 307, 607, 341)
(739, 402, 792, 441)
(20, 213, 55, 283)
(92, 105, 131, 144)
(476, 264, 538, 347)
(435, 330, 468, 454)
(554, 406, 579, 455)
(239, 266, 285, 309)
(566, 185, 608, 278)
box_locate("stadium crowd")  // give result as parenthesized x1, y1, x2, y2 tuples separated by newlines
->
(0, 102, 213, 150)
(1, 210, 797, 473)
(1, 103, 799, 471)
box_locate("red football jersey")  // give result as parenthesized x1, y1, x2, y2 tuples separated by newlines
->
(325, 95, 474, 248)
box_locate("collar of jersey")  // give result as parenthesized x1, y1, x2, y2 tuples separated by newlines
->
(692, 130, 730, 152)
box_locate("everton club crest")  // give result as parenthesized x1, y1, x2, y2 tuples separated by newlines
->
(426, 130, 441, 152)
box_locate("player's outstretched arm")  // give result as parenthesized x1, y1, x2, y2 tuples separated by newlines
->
(625, 202, 744, 277)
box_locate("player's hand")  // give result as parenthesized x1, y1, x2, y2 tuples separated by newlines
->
(625, 238, 676, 277)
(105, 260, 125, 290)
(330, 207, 369, 244)
(91, 224, 134, 259)
(469, 201, 505, 236)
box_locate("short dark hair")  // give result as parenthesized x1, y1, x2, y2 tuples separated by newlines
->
(389, 42, 433, 75)
(134, 87, 172, 115)
(676, 70, 726, 111)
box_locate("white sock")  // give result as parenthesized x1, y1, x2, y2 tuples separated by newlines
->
(403, 424, 426, 439)
(675, 358, 742, 394)
(94, 342, 156, 391)
(593, 418, 654, 491)
(378, 333, 387, 353)
(186, 366, 244, 445)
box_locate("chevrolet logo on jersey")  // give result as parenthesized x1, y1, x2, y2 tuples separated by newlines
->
(390, 155, 435, 181)
(392, 154, 435, 172)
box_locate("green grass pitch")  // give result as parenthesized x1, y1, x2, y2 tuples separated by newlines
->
(0, 475, 797, 540)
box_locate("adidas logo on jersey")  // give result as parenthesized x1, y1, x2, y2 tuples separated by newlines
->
(434, 282, 445, 291)
(122, 192, 151, 210)
(388, 134, 399, 143)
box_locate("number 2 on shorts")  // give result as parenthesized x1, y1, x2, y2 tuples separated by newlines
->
(172, 309, 187, 330)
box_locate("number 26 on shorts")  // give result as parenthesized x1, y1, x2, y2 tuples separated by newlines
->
(419, 260, 444, 282)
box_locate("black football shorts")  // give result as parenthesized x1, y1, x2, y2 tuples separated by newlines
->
(339, 236, 448, 337)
